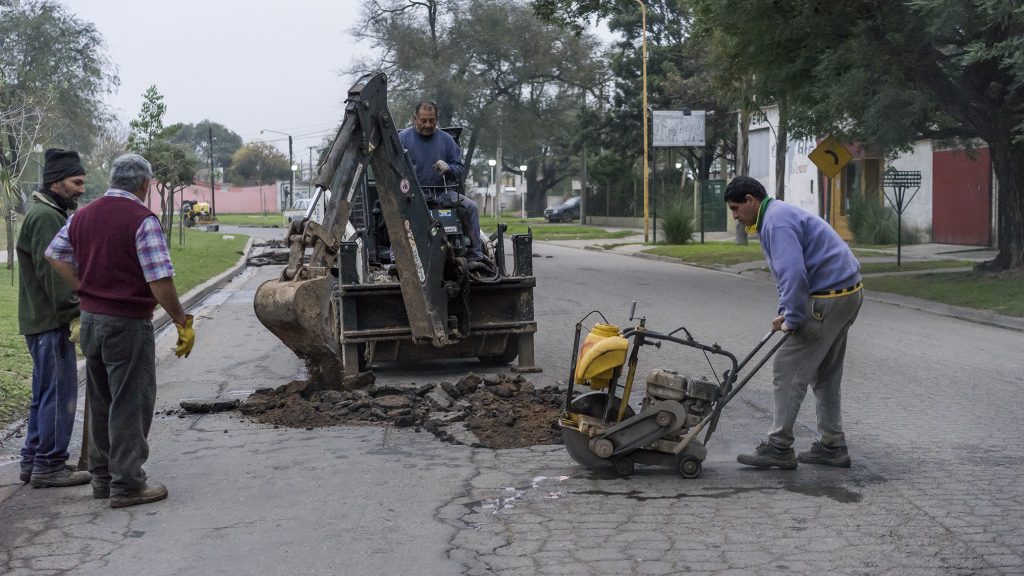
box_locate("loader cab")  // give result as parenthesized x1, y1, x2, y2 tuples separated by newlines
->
(356, 125, 473, 267)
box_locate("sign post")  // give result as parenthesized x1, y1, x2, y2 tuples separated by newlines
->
(882, 168, 922, 267)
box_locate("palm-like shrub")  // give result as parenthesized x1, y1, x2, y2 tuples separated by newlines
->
(660, 200, 696, 244)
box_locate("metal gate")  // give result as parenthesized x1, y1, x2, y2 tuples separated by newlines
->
(932, 148, 991, 246)
(701, 179, 727, 232)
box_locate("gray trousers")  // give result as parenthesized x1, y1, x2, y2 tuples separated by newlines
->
(769, 290, 863, 449)
(80, 311, 157, 496)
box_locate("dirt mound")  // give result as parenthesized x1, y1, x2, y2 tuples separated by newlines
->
(235, 372, 565, 449)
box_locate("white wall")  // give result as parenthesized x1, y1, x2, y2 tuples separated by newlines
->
(747, 105, 820, 216)
(886, 140, 933, 232)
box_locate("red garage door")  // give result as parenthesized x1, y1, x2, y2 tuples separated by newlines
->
(932, 148, 992, 245)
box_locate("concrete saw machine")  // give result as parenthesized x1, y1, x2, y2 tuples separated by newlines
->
(559, 303, 789, 478)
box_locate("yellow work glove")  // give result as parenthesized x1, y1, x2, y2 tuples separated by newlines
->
(69, 317, 81, 344)
(174, 314, 195, 358)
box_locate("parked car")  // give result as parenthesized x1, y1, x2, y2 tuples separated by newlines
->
(544, 196, 581, 222)
(283, 198, 313, 223)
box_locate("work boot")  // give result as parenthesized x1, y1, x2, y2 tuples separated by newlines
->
(109, 483, 168, 509)
(798, 441, 852, 468)
(30, 465, 91, 488)
(92, 480, 110, 499)
(737, 442, 798, 470)
(20, 469, 31, 484)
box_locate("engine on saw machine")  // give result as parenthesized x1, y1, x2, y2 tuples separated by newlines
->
(641, 369, 721, 430)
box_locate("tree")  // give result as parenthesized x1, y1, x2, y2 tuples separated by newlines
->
(127, 86, 199, 241)
(0, 0, 117, 265)
(82, 120, 130, 204)
(127, 85, 166, 151)
(0, 93, 49, 269)
(145, 136, 200, 242)
(605, 1, 734, 185)
(0, 0, 118, 155)
(229, 142, 291, 185)
(533, 0, 736, 217)
(168, 120, 243, 175)
(348, 0, 606, 213)
(535, 0, 1024, 270)
(690, 0, 1024, 270)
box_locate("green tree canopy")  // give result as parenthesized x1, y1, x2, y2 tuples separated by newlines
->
(0, 0, 117, 264)
(127, 86, 199, 240)
(534, 0, 1024, 269)
(689, 0, 1024, 269)
(348, 0, 606, 214)
(229, 142, 291, 185)
(169, 120, 243, 172)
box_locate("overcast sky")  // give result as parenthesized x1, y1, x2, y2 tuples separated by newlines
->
(60, 0, 368, 162)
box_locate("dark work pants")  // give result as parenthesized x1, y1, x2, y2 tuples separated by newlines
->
(20, 326, 78, 475)
(80, 311, 156, 496)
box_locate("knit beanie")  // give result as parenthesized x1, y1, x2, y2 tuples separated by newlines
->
(43, 148, 86, 185)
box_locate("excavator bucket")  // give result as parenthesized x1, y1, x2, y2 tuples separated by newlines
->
(254, 274, 338, 364)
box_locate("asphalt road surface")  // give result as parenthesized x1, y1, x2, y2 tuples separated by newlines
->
(1, 239, 1022, 575)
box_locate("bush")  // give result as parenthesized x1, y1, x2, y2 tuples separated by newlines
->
(660, 200, 696, 244)
(848, 196, 923, 245)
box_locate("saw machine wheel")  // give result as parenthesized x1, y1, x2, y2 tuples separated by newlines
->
(563, 392, 636, 470)
(677, 455, 702, 479)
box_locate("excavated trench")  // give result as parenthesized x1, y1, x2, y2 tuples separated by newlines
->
(231, 372, 565, 449)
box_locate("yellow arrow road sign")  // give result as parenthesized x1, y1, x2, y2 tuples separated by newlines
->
(809, 135, 853, 178)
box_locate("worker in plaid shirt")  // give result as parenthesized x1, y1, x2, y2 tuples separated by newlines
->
(46, 153, 196, 509)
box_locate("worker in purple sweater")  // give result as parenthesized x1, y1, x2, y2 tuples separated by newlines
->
(725, 176, 863, 470)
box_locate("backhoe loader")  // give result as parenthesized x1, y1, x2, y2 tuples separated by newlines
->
(253, 73, 539, 388)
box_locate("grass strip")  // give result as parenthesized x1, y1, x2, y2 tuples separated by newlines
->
(642, 243, 766, 266)
(211, 213, 283, 227)
(867, 271, 1024, 317)
(860, 260, 975, 274)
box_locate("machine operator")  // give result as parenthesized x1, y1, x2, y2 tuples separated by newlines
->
(398, 101, 485, 263)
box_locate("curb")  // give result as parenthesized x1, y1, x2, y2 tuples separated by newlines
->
(585, 244, 1024, 333)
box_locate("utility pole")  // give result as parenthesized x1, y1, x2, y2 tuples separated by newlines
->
(580, 143, 588, 224)
(287, 135, 294, 208)
(208, 126, 216, 219)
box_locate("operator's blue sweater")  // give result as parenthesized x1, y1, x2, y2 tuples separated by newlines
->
(398, 127, 464, 187)
(760, 200, 861, 329)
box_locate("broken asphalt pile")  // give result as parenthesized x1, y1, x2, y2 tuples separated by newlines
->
(190, 372, 566, 450)
(246, 239, 289, 267)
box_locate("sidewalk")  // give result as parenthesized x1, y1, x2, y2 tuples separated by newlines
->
(544, 230, 1022, 332)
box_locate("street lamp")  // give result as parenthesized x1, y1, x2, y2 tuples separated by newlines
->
(261, 128, 293, 209)
(636, 0, 649, 243)
(519, 164, 528, 218)
(488, 159, 497, 218)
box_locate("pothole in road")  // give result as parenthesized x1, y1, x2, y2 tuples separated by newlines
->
(214, 372, 565, 450)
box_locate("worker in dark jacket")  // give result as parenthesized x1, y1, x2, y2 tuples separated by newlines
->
(17, 148, 91, 488)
